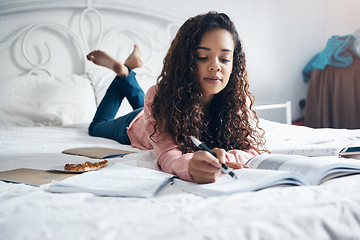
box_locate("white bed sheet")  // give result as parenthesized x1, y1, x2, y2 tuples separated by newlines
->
(1, 120, 360, 240)
(0, 124, 141, 171)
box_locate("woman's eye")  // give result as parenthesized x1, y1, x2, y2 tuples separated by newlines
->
(221, 58, 231, 63)
(196, 56, 208, 61)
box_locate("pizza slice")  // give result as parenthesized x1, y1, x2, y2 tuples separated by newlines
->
(64, 160, 108, 172)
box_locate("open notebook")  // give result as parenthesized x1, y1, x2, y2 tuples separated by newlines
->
(270, 145, 360, 159)
(47, 163, 173, 198)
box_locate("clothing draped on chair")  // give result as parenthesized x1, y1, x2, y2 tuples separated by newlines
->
(305, 56, 360, 129)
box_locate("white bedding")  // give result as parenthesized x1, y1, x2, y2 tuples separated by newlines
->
(1, 120, 360, 240)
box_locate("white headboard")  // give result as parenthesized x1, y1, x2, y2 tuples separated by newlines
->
(0, 0, 185, 78)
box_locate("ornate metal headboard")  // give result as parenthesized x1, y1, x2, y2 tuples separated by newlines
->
(0, 0, 185, 78)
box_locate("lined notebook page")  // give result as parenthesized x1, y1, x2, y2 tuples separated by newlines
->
(48, 164, 173, 197)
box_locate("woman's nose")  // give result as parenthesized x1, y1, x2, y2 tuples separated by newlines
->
(209, 62, 221, 72)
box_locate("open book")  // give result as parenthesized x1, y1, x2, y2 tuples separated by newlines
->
(62, 146, 135, 159)
(172, 153, 360, 197)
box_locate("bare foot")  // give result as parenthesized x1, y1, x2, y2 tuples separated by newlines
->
(87, 50, 129, 77)
(124, 45, 143, 69)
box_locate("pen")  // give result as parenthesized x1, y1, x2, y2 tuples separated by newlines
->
(190, 136, 239, 180)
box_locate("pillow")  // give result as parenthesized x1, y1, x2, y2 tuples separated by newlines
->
(87, 66, 157, 117)
(0, 74, 97, 126)
(87, 67, 117, 106)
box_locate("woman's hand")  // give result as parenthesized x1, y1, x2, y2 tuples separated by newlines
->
(189, 148, 226, 184)
(226, 161, 250, 169)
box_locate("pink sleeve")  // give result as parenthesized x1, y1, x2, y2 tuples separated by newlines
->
(143, 86, 194, 182)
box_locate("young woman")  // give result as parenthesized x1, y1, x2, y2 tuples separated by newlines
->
(87, 11, 265, 183)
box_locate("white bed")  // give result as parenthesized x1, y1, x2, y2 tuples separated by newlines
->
(1, 1, 360, 239)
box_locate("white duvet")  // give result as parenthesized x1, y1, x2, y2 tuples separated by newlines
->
(1, 120, 360, 240)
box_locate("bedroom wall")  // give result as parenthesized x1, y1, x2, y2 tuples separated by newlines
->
(127, 0, 360, 123)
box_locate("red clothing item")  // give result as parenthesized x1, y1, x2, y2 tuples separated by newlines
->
(127, 85, 259, 182)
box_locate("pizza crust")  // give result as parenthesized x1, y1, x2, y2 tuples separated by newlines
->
(64, 160, 108, 172)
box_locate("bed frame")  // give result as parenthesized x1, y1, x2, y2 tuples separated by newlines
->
(0, 0, 183, 77)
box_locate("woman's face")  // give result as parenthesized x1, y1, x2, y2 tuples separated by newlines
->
(195, 28, 234, 104)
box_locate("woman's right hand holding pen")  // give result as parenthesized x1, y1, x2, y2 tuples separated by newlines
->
(189, 148, 227, 184)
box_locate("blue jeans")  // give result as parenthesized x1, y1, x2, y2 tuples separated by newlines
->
(88, 69, 145, 144)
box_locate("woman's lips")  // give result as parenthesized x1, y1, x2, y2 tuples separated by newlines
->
(203, 76, 221, 83)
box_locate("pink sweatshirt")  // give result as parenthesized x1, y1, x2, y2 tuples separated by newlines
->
(127, 85, 259, 182)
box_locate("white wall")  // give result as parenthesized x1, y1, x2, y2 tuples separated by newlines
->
(1, 0, 359, 122)
(122, 0, 360, 122)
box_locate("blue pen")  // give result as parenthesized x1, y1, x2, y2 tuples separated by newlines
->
(190, 136, 239, 180)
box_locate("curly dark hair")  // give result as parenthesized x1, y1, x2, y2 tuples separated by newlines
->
(151, 11, 265, 153)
